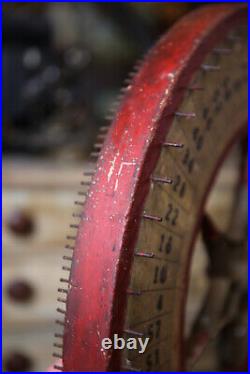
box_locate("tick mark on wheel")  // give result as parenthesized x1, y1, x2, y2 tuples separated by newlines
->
(151, 176, 173, 185)
(143, 213, 162, 222)
(163, 142, 184, 148)
(135, 252, 155, 258)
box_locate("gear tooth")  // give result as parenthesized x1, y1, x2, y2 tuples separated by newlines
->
(53, 342, 63, 349)
(57, 296, 67, 303)
(55, 319, 65, 326)
(62, 256, 72, 262)
(105, 114, 114, 121)
(74, 200, 85, 206)
(54, 364, 63, 371)
(90, 151, 100, 158)
(66, 234, 77, 240)
(62, 266, 71, 272)
(127, 70, 136, 79)
(97, 133, 107, 140)
(58, 288, 69, 295)
(77, 191, 87, 196)
(84, 170, 95, 176)
(60, 278, 69, 284)
(53, 352, 63, 359)
(99, 125, 109, 132)
(80, 180, 91, 186)
(93, 143, 103, 150)
(56, 307, 66, 315)
(65, 243, 75, 249)
(123, 77, 132, 85)
(120, 87, 127, 94)
(72, 212, 82, 219)
(116, 93, 123, 101)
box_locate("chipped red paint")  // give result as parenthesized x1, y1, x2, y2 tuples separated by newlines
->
(63, 4, 247, 371)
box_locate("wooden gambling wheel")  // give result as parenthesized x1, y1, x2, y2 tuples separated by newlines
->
(53, 4, 248, 372)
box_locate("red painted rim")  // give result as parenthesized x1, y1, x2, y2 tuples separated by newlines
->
(63, 4, 247, 371)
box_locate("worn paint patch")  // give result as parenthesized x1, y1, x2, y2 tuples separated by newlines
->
(115, 162, 137, 191)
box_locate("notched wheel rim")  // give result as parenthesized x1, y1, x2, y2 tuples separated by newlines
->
(53, 4, 247, 372)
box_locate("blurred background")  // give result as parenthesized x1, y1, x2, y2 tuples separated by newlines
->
(2, 3, 211, 372)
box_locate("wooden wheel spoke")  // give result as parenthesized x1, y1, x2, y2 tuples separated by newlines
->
(186, 279, 229, 366)
(201, 214, 246, 280)
(186, 213, 248, 369)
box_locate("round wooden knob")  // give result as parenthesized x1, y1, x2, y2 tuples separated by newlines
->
(4, 351, 32, 371)
(6, 280, 34, 303)
(7, 210, 34, 236)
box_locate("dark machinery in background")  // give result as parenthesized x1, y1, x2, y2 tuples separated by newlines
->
(3, 3, 198, 158)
